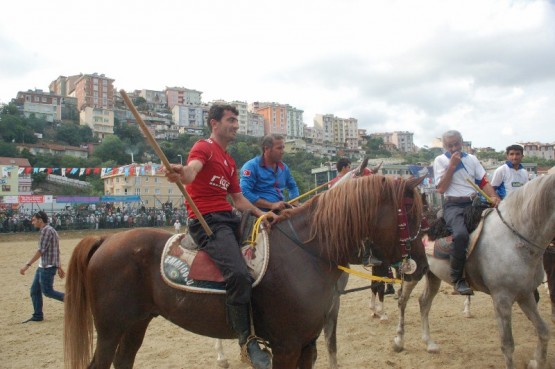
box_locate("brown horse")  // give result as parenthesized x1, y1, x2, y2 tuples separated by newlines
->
(64, 175, 424, 369)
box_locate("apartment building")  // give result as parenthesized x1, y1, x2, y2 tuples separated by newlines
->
(518, 142, 555, 160)
(286, 105, 304, 139)
(69, 73, 115, 111)
(371, 131, 415, 152)
(165, 87, 202, 109)
(79, 107, 114, 139)
(15, 142, 89, 159)
(16, 89, 62, 122)
(138, 89, 168, 111)
(102, 164, 182, 208)
(250, 102, 288, 136)
(313, 114, 358, 147)
(0, 157, 32, 195)
(172, 104, 207, 129)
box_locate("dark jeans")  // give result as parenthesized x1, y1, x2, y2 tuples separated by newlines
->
(30, 266, 65, 319)
(188, 211, 253, 305)
(443, 201, 473, 260)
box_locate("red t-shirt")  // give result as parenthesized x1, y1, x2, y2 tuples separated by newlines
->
(185, 139, 241, 218)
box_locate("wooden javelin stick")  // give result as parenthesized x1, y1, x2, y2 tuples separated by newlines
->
(120, 89, 213, 236)
(287, 179, 333, 204)
(465, 177, 494, 204)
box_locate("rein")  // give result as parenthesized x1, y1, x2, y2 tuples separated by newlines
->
(495, 208, 546, 251)
(274, 220, 338, 268)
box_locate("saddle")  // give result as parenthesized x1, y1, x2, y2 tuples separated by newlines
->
(160, 212, 270, 294)
(424, 199, 492, 259)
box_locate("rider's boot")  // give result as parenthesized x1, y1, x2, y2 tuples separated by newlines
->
(227, 303, 272, 369)
(450, 255, 474, 295)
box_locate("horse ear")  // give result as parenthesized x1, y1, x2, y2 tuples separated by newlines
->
(406, 175, 426, 191)
(370, 160, 383, 174)
(354, 156, 369, 176)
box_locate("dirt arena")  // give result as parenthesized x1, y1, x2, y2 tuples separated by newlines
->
(1, 229, 553, 369)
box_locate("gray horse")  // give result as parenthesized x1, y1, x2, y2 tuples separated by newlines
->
(394, 174, 555, 369)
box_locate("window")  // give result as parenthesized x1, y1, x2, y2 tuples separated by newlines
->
(135, 188, 141, 195)
(155, 188, 161, 195)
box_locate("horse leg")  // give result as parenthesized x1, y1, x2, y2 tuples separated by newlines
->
(322, 272, 348, 369)
(214, 339, 229, 368)
(463, 296, 472, 318)
(90, 331, 124, 369)
(297, 340, 317, 369)
(377, 283, 388, 322)
(491, 293, 516, 369)
(418, 272, 441, 353)
(113, 318, 152, 369)
(516, 293, 549, 369)
(393, 279, 418, 352)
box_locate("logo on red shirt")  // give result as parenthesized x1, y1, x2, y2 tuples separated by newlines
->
(243, 169, 251, 177)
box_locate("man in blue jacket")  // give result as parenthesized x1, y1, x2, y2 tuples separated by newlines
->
(240, 134, 299, 212)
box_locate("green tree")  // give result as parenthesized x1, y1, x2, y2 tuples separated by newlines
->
(56, 123, 91, 146)
(31, 172, 47, 190)
(92, 136, 130, 164)
(365, 136, 392, 158)
(0, 141, 18, 157)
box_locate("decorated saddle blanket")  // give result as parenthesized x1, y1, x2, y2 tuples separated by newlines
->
(423, 208, 494, 261)
(161, 227, 270, 294)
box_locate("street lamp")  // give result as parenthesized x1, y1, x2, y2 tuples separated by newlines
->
(177, 154, 183, 165)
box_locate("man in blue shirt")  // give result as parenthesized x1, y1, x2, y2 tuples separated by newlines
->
(491, 144, 528, 199)
(240, 134, 299, 212)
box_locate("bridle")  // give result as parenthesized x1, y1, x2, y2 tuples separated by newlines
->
(495, 207, 546, 251)
(397, 195, 429, 259)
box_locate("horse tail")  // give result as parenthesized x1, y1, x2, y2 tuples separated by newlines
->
(64, 235, 106, 369)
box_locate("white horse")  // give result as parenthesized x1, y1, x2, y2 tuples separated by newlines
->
(394, 174, 555, 369)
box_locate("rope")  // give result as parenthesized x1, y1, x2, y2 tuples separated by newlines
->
(337, 265, 403, 284)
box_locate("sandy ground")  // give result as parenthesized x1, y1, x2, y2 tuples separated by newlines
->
(1, 229, 553, 369)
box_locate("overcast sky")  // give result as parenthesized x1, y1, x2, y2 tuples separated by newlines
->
(1, 0, 554, 151)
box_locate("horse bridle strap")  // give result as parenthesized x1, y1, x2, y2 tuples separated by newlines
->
(274, 220, 338, 268)
(495, 208, 545, 251)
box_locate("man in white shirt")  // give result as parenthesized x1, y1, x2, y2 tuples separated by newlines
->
(433, 130, 500, 295)
(491, 144, 528, 199)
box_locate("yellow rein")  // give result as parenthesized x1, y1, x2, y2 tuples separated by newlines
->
(248, 179, 404, 286)
(338, 265, 403, 284)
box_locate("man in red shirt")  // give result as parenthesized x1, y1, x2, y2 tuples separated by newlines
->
(166, 104, 275, 369)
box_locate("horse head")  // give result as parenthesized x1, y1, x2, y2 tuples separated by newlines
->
(305, 175, 428, 276)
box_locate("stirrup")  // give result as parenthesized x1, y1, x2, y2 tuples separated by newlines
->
(240, 335, 272, 366)
(454, 280, 474, 295)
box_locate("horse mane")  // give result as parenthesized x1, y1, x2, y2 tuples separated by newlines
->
(302, 175, 422, 261)
(501, 174, 555, 233)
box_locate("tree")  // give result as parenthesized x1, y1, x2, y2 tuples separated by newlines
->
(0, 141, 18, 157)
(92, 136, 130, 164)
(365, 136, 392, 158)
(55, 123, 93, 146)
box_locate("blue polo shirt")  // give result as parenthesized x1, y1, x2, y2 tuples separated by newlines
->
(240, 155, 299, 209)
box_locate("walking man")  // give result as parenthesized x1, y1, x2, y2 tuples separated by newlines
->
(20, 210, 65, 323)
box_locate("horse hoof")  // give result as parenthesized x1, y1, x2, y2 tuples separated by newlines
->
(464, 311, 472, 318)
(217, 359, 229, 368)
(526, 359, 538, 369)
(426, 343, 440, 353)
(379, 314, 389, 322)
(393, 337, 404, 352)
